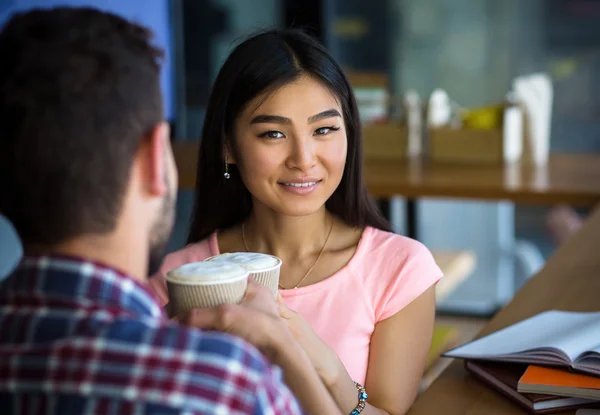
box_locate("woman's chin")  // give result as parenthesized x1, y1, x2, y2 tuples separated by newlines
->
(269, 199, 329, 218)
(251, 185, 335, 218)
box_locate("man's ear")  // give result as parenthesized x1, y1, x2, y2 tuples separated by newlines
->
(147, 121, 171, 197)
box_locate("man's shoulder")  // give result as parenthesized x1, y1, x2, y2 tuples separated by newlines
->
(16, 316, 285, 413)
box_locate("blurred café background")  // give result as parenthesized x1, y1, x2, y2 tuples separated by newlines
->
(2, 0, 600, 390)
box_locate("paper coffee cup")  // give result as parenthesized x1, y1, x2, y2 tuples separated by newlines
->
(205, 252, 282, 297)
(166, 261, 249, 316)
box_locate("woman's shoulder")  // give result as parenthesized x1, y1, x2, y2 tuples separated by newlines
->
(160, 233, 219, 275)
(358, 227, 443, 321)
(147, 233, 219, 308)
(361, 226, 434, 261)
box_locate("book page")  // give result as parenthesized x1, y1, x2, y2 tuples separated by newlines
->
(575, 343, 600, 375)
(445, 311, 600, 363)
(578, 343, 600, 357)
(553, 320, 600, 362)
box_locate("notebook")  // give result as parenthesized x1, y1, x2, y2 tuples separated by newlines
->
(444, 310, 600, 376)
(466, 361, 599, 414)
(519, 365, 600, 400)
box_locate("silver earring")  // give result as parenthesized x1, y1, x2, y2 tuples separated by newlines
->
(224, 156, 230, 179)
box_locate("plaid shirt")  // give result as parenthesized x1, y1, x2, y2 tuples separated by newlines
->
(0, 255, 302, 414)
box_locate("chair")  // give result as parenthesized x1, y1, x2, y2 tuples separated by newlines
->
(0, 215, 22, 280)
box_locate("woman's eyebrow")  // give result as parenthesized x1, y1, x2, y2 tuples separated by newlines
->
(308, 109, 341, 123)
(249, 109, 341, 125)
(250, 115, 292, 125)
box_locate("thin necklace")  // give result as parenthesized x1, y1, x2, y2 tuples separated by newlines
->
(241, 218, 334, 290)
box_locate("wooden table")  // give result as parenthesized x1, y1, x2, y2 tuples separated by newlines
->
(408, 206, 600, 415)
(364, 154, 600, 207)
(172, 141, 600, 207)
(173, 141, 600, 240)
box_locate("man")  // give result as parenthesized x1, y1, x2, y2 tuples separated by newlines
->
(0, 7, 339, 414)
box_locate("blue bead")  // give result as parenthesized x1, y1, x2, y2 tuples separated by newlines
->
(351, 410, 360, 415)
(359, 391, 368, 400)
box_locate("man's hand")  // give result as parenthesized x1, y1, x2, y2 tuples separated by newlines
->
(174, 278, 293, 362)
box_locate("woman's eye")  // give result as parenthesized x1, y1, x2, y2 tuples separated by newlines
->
(259, 130, 285, 139)
(315, 126, 340, 136)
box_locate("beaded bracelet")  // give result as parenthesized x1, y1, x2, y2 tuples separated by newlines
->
(350, 381, 368, 415)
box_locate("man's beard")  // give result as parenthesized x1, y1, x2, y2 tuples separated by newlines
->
(147, 185, 176, 277)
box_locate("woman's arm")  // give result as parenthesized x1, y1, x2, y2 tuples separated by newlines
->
(178, 280, 342, 415)
(279, 286, 436, 415)
(330, 286, 436, 415)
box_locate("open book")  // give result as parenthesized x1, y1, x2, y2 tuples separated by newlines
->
(444, 310, 600, 377)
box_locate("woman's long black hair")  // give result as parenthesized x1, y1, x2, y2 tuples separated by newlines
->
(187, 29, 390, 243)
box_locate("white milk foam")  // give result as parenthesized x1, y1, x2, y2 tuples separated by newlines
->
(166, 261, 248, 284)
(206, 252, 280, 271)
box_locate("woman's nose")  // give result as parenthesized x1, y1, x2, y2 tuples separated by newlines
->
(287, 136, 317, 171)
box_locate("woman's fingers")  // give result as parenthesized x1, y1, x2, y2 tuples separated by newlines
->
(277, 301, 296, 319)
(242, 279, 279, 316)
(242, 277, 260, 301)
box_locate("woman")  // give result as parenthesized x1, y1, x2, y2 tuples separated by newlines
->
(149, 29, 443, 415)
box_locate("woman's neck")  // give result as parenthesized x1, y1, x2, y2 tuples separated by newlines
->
(243, 205, 333, 260)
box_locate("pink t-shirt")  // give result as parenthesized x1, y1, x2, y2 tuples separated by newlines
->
(147, 226, 443, 384)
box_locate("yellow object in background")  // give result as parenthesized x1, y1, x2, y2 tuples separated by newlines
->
(550, 58, 578, 81)
(332, 18, 369, 38)
(425, 325, 459, 370)
(461, 104, 504, 130)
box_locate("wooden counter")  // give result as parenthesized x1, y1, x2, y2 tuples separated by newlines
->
(408, 206, 600, 415)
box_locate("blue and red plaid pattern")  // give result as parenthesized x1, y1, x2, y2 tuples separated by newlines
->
(0, 255, 302, 414)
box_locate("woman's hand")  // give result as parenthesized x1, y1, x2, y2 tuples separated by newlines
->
(277, 294, 343, 387)
(174, 280, 343, 414)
